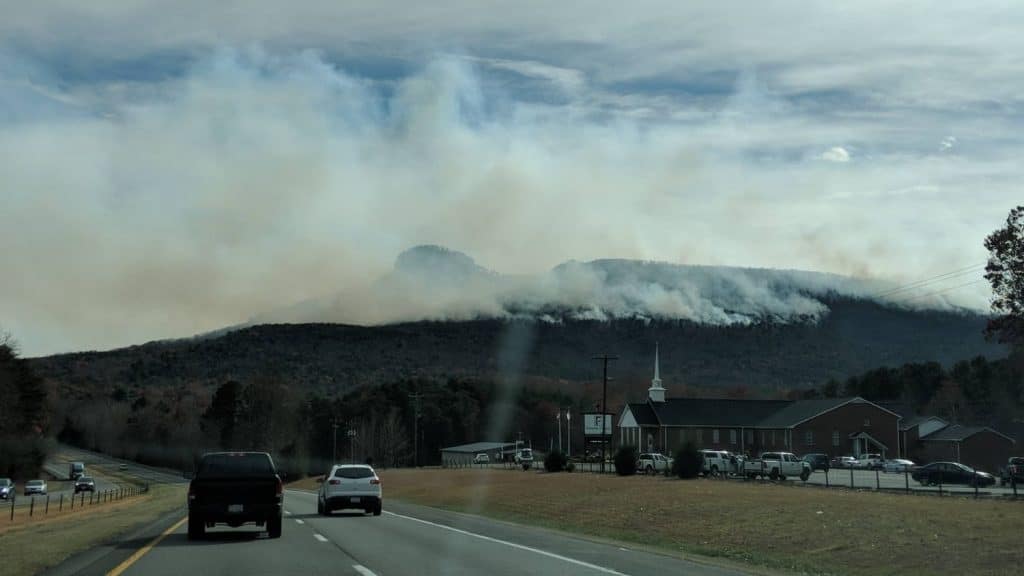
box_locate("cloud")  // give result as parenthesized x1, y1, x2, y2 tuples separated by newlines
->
(819, 146, 851, 163)
(1, 4, 1019, 355)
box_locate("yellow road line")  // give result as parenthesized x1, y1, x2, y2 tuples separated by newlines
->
(106, 515, 187, 576)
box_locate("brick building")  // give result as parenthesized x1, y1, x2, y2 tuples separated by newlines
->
(917, 425, 1015, 473)
(619, 346, 901, 458)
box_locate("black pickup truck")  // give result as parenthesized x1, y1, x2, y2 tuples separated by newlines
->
(187, 452, 284, 539)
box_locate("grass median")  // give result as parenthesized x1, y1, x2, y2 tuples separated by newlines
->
(2, 484, 186, 576)
(347, 468, 1022, 576)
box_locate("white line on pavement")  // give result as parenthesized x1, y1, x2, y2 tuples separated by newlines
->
(295, 519, 305, 525)
(314, 533, 329, 543)
(384, 511, 630, 575)
(284, 510, 292, 515)
(352, 565, 378, 576)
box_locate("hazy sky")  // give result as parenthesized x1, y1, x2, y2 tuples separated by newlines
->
(1, 2, 1019, 355)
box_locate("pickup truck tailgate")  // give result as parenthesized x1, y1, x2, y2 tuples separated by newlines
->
(192, 477, 279, 506)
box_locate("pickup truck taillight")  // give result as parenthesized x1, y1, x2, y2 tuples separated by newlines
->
(370, 479, 381, 485)
(188, 482, 196, 501)
(276, 477, 284, 495)
(328, 479, 341, 485)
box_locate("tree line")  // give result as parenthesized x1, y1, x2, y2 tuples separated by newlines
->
(0, 336, 52, 479)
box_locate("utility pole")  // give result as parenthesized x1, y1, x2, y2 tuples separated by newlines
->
(557, 410, 563, 453)
(409, 392, 422, 467)
(593, 354, 618, 473)
(331, 418, 340, 463)
(348, 429, 357, 463)
(566, 409, 572, 458)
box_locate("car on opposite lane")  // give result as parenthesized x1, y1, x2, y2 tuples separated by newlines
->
(24, 479, 47, 495)
(74, 476, 96, 493)
(0, 478, 14, 500)
(912, 462, 996, 487)
(318, 464, 382, 516)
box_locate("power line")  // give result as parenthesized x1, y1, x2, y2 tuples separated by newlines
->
(896, 279, 988, 303)
(874, 263, 986, 299)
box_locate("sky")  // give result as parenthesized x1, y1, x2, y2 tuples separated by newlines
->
(0, 1, 1020, 356)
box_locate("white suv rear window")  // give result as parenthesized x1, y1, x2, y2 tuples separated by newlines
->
(334, 467, 374, 479)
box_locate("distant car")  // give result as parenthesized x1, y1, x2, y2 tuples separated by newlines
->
(24, 479, 47, 496)
(883, 459, 916, 473)
(0, 478, 14, 500)
(317, 464, 382, 516)
(119, 463, 129, 471)
(912, 462, 995, 487)
(831, 456, 856, 468)
(514, 448, 534, 470)
(854, 453, 884, 470)
(74, 477, 96, 493)
(637, 452, 674, 474)
(473, 453, 490, 464)
(802, 453, 830, 472)
(999, 457, 1024, 486)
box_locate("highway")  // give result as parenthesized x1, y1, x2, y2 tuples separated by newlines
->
(53, 490, 751, 576)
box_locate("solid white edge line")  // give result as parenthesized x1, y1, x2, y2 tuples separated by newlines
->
(352, 565, 377, 576)
(313, 533, 329, 542)
(384, 511, 629, 575)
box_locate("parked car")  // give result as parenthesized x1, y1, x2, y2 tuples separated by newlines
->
(831, 455, 856, 468)
(700, 450, 739, 476)
(883, 459, 916, 473)
(637, 452, 674, 474)
(317, 464, 382, 516)
(24, 479, 47, 496)
(854, 453, 884, 470)
(0, 478, 14, 500)
(473, 453, 490, 464)
(802, 453, 830, 472)
(74, 476, 96, 493)
(514, 448, 534, 470)
(999, 457, 1024, 486)
(912, 462, 996, 487)
(743, 452, 811, 481)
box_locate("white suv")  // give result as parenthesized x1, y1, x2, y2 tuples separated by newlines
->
(317, 464, 382, 516)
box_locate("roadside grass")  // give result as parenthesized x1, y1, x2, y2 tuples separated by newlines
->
(1, 484, 186, 576)
(367, 468, 1022, 576)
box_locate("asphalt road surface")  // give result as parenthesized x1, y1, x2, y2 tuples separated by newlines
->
(56, 490, 751, 576)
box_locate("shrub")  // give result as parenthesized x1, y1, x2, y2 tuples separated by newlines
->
(614, 445, 638, 476)
(566, 461, 575, 473)
(672, 442, 703, 479)
(544, 450, 568, 472)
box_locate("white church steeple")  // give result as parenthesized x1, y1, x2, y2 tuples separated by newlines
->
(648, 342, 665, 403)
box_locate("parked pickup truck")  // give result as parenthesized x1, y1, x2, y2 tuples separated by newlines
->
(743, 452, 811, 481)
(637, 452, 674, 474)
(187, 452, 284, 540)
(853, 453, 884, 470)
(700, 450, 740, 476)
(999, 457, 1024, 486)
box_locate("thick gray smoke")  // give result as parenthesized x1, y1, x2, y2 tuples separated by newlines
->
(0, 46, 1001, 356)
(253, 245, 971, 328)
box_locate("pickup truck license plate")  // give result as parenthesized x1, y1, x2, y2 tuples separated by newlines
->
(350, 497, 361, 503)
(228, 504, 244, 513)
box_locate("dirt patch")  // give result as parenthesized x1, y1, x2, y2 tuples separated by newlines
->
(368, 468, 1023, 576)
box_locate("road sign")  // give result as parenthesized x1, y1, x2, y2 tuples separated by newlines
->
(583, 413, 613, 436)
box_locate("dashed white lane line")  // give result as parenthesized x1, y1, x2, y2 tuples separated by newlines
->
(313, 533, 329, 543)
(295, 519, 305, 525)
(384, 511, 629, 575)
(284, 510, 292, 516)
(352, 565, 377, 576)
